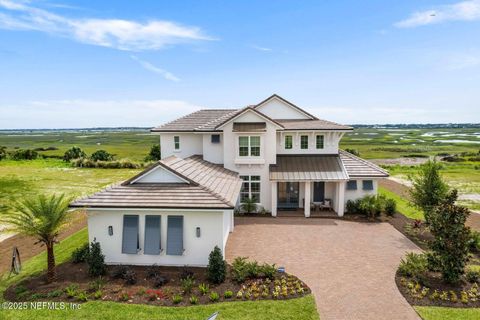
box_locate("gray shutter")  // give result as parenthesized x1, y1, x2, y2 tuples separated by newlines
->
(363, 180, 374, 190)
(122, 215, 139, 254)
(144, 215, 161, 255)
(347, 180, 357, 190)
(167, 216, 184, 255)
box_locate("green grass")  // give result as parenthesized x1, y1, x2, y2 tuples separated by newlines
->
(415, 306, 480, 320)
(1, 295, 319, 320)
(379, 186, 424, 220)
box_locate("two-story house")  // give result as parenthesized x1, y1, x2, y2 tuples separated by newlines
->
(71, 94, 388, 266)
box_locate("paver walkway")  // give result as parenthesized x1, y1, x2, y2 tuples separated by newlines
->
(226, 217, 422, 320)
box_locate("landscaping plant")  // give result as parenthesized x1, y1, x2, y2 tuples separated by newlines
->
(63, 146, 86, 162)
(86, 240, 107, 277)
(207, 246, 227, 284)
(145, 144, 161, 161)
(90, 150, 114, 162)
(398, 252, 428, 281)
(71, 242, 89, 263)
(0, 193, 72, 282)
(240, 197, 258, 214)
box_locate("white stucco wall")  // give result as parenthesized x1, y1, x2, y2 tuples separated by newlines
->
(159, 133, 203, 159)
(344, 179, 378, 203)
(87, 209, 229, 267)
(202, 133, 224, 164)
(276, 131, 343, 154)
(255, 98, 311, 120)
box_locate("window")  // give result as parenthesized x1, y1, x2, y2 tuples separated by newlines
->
(316, 135, 324, 149)
(144, 216, 161, 255)
(300, 135, 309, 149)
(174, 136, 180, 150)
(285, 135, 293, 149)
(167, 216, 184, 255)
(211, 134, 221, 143)
(363, 180, 374, 191)
(240, 175, 261, 203)
(238, 136, 261, 157)
(346, 180, 357, 190)
(122, 215, 139, 254)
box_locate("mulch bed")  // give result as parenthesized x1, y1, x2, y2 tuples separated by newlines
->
(5, 262, 310, 306)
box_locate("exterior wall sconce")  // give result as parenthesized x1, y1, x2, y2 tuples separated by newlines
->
(196, 227, 201, 238)
(108, 226, 113, 236)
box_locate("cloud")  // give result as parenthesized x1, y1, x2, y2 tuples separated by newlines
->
(0, 99, 199, 129)
(445, 54, 480, 70)
(130, 55, 180, 81)
(395, 0, 480, 28)
(251, 45, 272, 52)
(0, 0, 213, 51)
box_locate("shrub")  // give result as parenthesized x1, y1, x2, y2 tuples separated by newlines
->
(357, 195, 383, 219)
(207, 246, 227, 284)
(71, 243, 89, 263)
(11, 149, 38, 160)
(231, 257, 249, 283)
(145, 289, 165, 301)
(93, 290, 103, 300)
(198, 283, 209, 295)
(260, 263, 277, 280)
(224, 290, 233, 299)
(346, 200, 358, 213)
(181, 276, 195, 294)
(146, 264, 160, 279)
(209, 291, 220, 302)
(468, 230, 480, 253)
(172, 294, 183, 304)
(112, 266, 129, 279)
(71, 158, 141, 169)
(429, 190, 470, 283)
(86, 240, 107, 277)
(118, 292, 132, 302)
(0, 146, 7, 161)
(345, 148, 360, 156)
(65, 284, 78, 298)
(88, 278, 105, 292)
(398, 252, 428, 280)
(90, 150, 114, 161)
(153, 275, 168, 288)
(46, 289, 62, 298)
(145, 144, 161, 161)
(124, 269, 137, 285)
(63, 146, 86, 162)
(14, 285, 28, 298)
(385, 198, 396, 216)
(189, 295, 199, 305)
(246, 260, 260, 278)
(466, 269, 480, 283)
(180, 267, 194, 280)
(76, 291, 88, 302)
(240, 197, 257, 214)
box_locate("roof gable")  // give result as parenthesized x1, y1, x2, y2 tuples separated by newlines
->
(254, 94, 317, 120)
(129, 164, 190, 184)
(215, 107, 284, 130)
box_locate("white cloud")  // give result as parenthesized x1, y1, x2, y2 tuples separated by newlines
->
(0, 0, 213, 51)
(130, 55, 180, 81)
(0, 99, 200, 128)
(395, 0, 480, 28)
(251, 45, 272, 52)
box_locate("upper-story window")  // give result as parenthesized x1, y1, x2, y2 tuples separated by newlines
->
(284, 135, 293, 149)
(174, 136, 180, 150)
(300, 135, 309, 149)
(316, 135, 324, 149)
(211, 134, 221, 143)
(239, 136, 260, 157)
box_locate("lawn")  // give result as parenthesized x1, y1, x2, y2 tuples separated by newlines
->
(378, 186, 424, 220)
(0, 228, 319, 320)
(415, 306, 480, 320)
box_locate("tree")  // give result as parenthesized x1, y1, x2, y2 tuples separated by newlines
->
(90, 150, 113, 162)
(145, 144, 161, 161)
(63, 146, 86, 162)
(409, 160, 449, 223)
(87, 240, 107, 277)
(1, 194, 71, 282)
(207, 246, 226, 284)
(0, 146, 7, 160)
(429, 190, 470, 283)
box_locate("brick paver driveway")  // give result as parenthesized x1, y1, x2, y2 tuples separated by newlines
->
(226, 217, 421, 320)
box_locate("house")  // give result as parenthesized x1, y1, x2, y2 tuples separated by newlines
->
(71, 94, 388, 266)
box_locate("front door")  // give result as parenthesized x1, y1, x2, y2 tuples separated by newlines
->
(313, 182, 325, 202)
(278, 182, 299, 209)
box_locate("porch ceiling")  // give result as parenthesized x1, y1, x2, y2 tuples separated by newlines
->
(269, 155, 349, 181)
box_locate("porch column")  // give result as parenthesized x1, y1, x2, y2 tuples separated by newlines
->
(271, 182, 277, 217)
(336, 181, 346, 217)
(304, 181, 311, 218)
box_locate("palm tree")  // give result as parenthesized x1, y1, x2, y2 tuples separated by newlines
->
(1, 194, 72, 283)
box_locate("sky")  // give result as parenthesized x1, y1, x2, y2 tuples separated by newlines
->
(0, 0, 479, 128)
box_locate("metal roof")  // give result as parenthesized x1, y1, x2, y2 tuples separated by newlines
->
(277, 119, 352, 131)
(151, 109, 239, 132)
(339, 150, 389, 178)
(270, 155, 349, 181)
(70, 155, 243, 209)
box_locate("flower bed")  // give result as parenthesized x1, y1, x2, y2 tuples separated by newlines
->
(5, 260, 310, 306)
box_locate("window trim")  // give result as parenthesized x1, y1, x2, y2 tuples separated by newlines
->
(173, 136, 180, 151)
(284, 135, 293, 149)
(316, 135, 324, 149)
(238, 135, 261, 157)
(240, 175, 261, 203)
(300, 135, 309, 149)
(346, 180, 357, 190)
(362, 180, 374, 191)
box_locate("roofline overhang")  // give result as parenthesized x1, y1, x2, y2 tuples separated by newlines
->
(69, 205, 234, 210)
(280, 128, 353, 131)
(215, 107, 284, 130)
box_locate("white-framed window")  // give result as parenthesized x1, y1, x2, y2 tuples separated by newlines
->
(316, 135, 324, 149)
(238, 136, 260, 157)
(285, 135, 293, 149)
(174, 136, 180, 150)
(240, 175, 261, 203)
(300, 135, 309, 149)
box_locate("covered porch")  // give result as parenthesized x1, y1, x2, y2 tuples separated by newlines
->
(269, 154, 349, 218)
